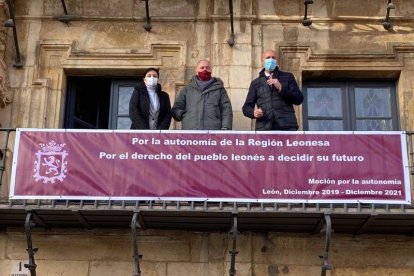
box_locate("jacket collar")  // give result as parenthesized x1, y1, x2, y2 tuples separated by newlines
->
(190, 75, 221, 93)
(258, 67, 280, 78)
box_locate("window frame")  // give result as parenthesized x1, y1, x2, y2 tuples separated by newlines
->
(109, 80, 140, 129)
(302, 80, 399, 131)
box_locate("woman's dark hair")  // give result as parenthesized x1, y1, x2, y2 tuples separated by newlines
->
(143, 67, 159, 77)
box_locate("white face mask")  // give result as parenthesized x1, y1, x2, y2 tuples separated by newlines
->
(145, 76, 158, 88)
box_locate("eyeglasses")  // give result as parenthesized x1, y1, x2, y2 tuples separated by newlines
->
(265, 56, 276, 59)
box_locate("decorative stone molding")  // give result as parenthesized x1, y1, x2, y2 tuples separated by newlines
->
(0, 59, 10, 107)
(31, 40, 186, 128)
(277, 42, 414, 130)
(0, 1, 7, 51)
(277, 43, 414, 72)
(0, 1, 10, 108)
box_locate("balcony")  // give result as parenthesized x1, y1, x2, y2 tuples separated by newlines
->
(0, 129, 412, 275)
(0, 128, 413, 236)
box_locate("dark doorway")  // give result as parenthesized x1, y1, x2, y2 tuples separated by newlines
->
(65, 77, 140, 129)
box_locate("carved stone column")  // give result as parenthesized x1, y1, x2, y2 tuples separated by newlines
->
(0, 0, 11, 108)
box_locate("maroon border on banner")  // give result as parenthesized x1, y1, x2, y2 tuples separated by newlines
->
(9, 129, 411, 204)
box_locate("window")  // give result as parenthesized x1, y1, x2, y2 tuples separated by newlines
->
(109, 80, 141, 129)
(65, 77, 139, 129)
(303, 81, 399, 131)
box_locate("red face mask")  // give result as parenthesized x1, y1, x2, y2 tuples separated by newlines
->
(197, 70, 212, 81)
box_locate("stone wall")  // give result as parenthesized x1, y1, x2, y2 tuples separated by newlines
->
(1, 1, 414, 275)
(1, 229, 414, 276)
(0, 0, 413, 130)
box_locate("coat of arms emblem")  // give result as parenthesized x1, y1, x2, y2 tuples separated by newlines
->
(33, 140, 68, 183)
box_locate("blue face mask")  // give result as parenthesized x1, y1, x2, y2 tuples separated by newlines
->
(263, 58, 277, 71)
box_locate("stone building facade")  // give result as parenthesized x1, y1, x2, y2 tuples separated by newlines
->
(1, 0, 414, 275)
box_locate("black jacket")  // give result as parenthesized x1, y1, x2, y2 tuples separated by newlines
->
(129, 81, 172, 129)
(242, 68, 303, 130)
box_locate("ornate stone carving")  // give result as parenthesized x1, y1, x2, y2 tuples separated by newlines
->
(0, 1, 10, 108)
(0, 71, 11, 107)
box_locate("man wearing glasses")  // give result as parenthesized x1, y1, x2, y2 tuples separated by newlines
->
(242, 49, 303, 131)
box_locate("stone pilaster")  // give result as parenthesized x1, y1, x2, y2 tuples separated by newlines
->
(0, 0, 11, 108)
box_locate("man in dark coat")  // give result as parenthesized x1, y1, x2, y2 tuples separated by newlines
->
(242, 49, 303, 131)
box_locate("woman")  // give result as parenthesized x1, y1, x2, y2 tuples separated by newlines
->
(129, 68, 172, 129)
